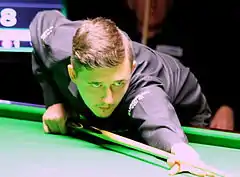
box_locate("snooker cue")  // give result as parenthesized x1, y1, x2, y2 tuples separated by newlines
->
(141, 0, 151, 45)
(67, 122, 228, 177)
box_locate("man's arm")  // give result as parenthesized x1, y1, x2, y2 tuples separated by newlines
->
(29, 10, 74, 134)
(174, 68, 212, 128)
(128, 85, 188, 152)
(128, 86, 211, 176)
(32, 51, 68, 134)
(31, 51, 63, 107)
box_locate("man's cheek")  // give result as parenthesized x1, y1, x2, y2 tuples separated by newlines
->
(85, 94, 99, 103)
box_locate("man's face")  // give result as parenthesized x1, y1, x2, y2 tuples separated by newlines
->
(71, 57, 135, 118)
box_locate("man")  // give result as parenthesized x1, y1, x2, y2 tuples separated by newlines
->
(30, 10, 213, 176)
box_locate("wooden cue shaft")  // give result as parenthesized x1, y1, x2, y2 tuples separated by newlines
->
(141, 0, 151, 45)
(71, 125, 227, 177)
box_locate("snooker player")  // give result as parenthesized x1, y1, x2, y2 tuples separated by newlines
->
(30, 10, 213, 176)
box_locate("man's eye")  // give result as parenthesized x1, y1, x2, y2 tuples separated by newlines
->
(113, 81, 124, 87)
(91, 83, 102, 88)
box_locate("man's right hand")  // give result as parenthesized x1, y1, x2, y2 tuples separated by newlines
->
(42, 103, 67, 134)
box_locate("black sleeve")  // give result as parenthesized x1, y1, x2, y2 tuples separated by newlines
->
(31, 51, 63, 108)
(128, 86, 188, 152)
(174, 70, 212, 128)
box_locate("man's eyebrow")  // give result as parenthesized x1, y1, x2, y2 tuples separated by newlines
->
(88, 80, 128, 84)
(114, 79, 128, 82)
(88, 81, 102, 84)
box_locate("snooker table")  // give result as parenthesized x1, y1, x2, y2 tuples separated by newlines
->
(0, 101, 240, 177)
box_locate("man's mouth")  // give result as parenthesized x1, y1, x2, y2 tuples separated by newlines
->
(99, 106, 111, 110)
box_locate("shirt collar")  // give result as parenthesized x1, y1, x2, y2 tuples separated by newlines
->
(68, 81, 79, 98)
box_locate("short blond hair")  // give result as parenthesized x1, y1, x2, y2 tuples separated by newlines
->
(71, 17, 133, 72)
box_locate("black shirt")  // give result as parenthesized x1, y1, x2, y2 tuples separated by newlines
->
(30, 10, 212, 152)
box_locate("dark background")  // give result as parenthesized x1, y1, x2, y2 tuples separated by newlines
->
(0, 0, 239, 122)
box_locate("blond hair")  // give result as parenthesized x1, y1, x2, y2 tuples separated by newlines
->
(71, 17, 133, 72)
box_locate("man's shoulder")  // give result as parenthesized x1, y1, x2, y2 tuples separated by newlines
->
(131, 41, 188, 73)
(32, 49, 70, 69)
(30, 10, 80, 68)
(131, 41, 165, 76)
(131, 41, 169, 65)
(128, 41, 191, 100)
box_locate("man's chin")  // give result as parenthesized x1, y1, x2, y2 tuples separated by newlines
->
(96, 114, 112, 118)
(93, 111, 113, 118)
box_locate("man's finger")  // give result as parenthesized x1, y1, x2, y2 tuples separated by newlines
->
(43, 122, 50, 133)
(47, 119, 62, 134)
(58, 119, 67, 134)
(59, 124, 67, 134)
(167, 157, 176, 168)
(168, 164, 180, 176)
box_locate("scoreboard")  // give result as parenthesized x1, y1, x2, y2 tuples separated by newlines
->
(0, 0, 66, 52)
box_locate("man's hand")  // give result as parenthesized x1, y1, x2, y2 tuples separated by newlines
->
(168, 143, 215, 176)
(210, 105, 234, 131)
(42, 103, 67, 134)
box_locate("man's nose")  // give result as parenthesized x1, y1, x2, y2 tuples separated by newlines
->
(102, 88, 114, 104)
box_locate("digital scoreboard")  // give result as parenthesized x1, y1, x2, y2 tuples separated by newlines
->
(0, 0, 66, 52)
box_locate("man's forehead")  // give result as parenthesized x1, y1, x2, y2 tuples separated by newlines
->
(77, 65, 132, 82)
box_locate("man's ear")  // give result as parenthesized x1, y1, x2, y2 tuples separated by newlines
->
(131, 60, 137, 72)
(67, 64, 77, 82)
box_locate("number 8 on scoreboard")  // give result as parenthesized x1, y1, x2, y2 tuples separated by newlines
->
(0, 8, 17, 27)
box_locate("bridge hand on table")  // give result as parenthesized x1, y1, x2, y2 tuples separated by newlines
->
(167, 143, 216, 177)
(167, 156, 215, 176)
